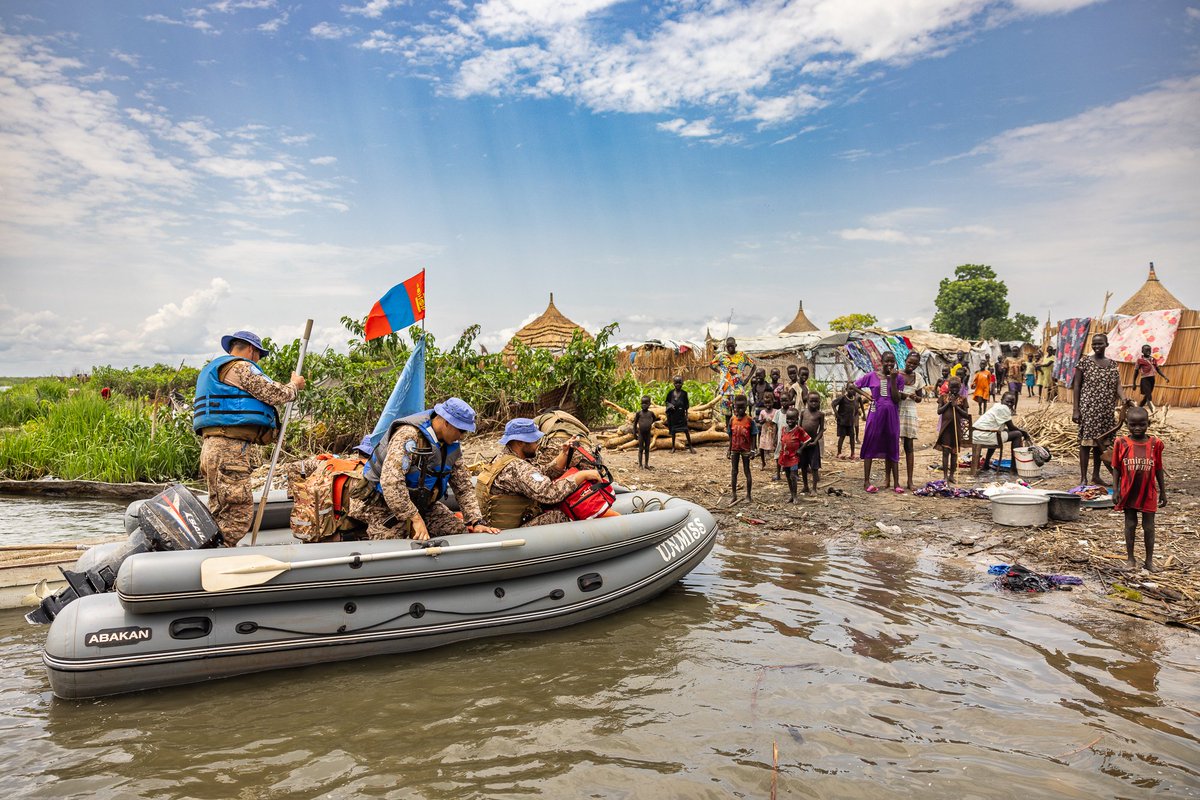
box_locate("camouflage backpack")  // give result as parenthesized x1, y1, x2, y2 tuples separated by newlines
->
(533, 410, 597, 468)
(288, 455, 367, 542)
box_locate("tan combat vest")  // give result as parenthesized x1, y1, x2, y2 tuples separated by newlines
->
(475, 453, 542, 530)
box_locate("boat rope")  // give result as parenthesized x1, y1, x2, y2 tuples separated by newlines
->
(237, 589, 567, 637)
(631, 495, 674, 513)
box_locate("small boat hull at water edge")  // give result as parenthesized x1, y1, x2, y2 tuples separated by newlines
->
(42, 491, 717, 699)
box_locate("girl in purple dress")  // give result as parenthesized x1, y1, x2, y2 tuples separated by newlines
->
(854, 351, 906, 494)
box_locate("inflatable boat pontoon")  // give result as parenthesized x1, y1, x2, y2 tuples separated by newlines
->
(38, 488, 717, 698)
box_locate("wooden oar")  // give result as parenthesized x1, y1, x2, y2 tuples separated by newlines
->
(201, 538, 526, 592)
(250, 318, 312, 546)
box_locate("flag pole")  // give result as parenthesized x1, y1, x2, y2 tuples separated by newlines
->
(250, 319, 312, 546)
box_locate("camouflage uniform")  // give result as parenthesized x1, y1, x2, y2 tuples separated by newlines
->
(359, 426, 485, 540)
(200, 360, 297, 546)
(488, 452, 572, 527)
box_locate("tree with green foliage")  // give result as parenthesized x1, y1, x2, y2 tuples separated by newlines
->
(931, 264, 1010, 339)
(978, 313, 1039, 342)
(828, 313, 878, 332)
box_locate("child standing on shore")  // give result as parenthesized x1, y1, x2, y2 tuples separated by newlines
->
(1112, 406, 1166, 572)
(633, 395, 657, 470)
(799, 392, 825, 494)
(757, 389, 780, 474)
(935, 377, 970, 483)
(727, 393, 757, 504)
(665, 376, 694, 454)
(972, 365, 991, 416)
(832, 383, 859, 460)
(776, 407, 811, 503)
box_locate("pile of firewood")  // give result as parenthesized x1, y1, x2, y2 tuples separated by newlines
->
(598, 398, 730, 451)
(1018, 402, 1189, 454)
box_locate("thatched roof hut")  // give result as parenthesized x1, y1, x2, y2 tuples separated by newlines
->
(779, 301, 818, 334)
(1116, 263, 1189, 316)
(503, 293, 591, 355)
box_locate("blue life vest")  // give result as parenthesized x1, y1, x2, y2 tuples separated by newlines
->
(193, 355, 279, 434)
(364, 411, 461, 510)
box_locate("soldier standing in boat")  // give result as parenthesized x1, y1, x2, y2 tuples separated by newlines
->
(193, 331, 306, 546)
(475, 418, 602, 528)
(358, 398, 501, 540)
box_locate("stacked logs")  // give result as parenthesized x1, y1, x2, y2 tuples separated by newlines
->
(599, 398, 730, 451)
(1018, 402, 1189, 454)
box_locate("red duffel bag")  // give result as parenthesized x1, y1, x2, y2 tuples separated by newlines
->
(558, 468, 616, 520)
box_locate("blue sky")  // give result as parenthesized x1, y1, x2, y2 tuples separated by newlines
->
(1, 0, 1197, 374)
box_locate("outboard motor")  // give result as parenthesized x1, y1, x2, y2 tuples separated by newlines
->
(26, 485, 221, 625)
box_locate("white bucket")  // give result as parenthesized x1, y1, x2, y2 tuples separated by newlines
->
(1013, 447, 1041, 479)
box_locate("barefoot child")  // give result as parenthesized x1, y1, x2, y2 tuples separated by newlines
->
(832, 383, 859, 459)
(1135, 344, 1169, 410)
(799, 392, 825, 494)
(776, 407, 811, 503)
(972, 365, 991, 416)
(1112, 406, 1166, 572)
(935, 377, 970, 483)
(757, 389, 780, 472)
(727, 393, 757, 504)
(633, 395, 657, 470)
(898, 351, 926, 491)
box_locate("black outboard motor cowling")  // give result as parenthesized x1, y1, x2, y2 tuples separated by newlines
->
(26, 485, 220, 625)
(137, 484, 222, 551)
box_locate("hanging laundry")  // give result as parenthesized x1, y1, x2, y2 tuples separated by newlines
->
(1053, 317, 1092, 384)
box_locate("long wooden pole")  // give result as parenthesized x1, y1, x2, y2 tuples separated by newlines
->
(250, 319, 312, 545)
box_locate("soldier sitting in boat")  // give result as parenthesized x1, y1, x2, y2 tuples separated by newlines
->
(476, 418, 603, 529)
(356, 398, 500, 541)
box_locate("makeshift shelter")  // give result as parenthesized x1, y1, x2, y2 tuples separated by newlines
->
(807, 328, 978, 388)
(779, 301, 818, 334)
(1048, 264, 1198, 407)
(503, 293, 591, 357)
(736, 331, 829, 376)
(617, 339, 707, 383)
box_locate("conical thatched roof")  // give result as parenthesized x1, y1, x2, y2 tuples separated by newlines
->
(779, 301, 818, 334)
(1116, 263, 1189, 316)
(503, 293, 591, 355)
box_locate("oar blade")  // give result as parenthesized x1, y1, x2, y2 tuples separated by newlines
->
(201, 554, 290, 592)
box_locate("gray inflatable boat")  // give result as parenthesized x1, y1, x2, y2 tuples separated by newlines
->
(41, 490, 717, 699)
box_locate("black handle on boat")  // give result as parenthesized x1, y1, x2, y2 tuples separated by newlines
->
(250, 318, 312, 546)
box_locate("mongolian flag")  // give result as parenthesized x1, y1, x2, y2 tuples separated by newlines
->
(365, 270, 425, 341)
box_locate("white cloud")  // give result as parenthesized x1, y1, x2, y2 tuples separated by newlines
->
(354, 0, 1106, 138)
(341, 0, 398, 19)
(836, 228, 933, 245)
(257, 12, 290, 33)
(311, 22, 355, 39)
(656, 117, 720, 138)
(309, 155, 338, 165)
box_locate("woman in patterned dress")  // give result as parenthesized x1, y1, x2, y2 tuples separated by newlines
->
(1072, 332, 1128, 486)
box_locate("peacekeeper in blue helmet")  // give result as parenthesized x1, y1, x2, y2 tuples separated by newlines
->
(193, 330, 306, 546)
(475, 419, 601, 529)
(357, 398, 501, 540)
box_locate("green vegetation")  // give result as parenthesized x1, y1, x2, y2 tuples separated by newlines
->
(610, 378, 717, 411)
(0, 379, 73, 427)
(931, 264, 1035, 341)
(0, 391, 199, 482)
(828, 313, 878, 332)
(0, 315, 633, 482)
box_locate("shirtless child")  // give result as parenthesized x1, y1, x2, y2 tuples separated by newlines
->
(799, 393, 825, 494)
(632, 395, 657, 470)
(831, 383, 861, 459)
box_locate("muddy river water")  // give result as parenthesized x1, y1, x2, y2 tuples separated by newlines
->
(0, 497, 1197, 798)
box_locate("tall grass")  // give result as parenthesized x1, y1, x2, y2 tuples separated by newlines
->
(0, 379, 74, 427)
(0, 393, 199, 482)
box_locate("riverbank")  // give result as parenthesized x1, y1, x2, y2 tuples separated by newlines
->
(584, 401, 1200, 634)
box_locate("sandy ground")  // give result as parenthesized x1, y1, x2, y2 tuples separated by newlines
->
(468, 397, 1200, 634)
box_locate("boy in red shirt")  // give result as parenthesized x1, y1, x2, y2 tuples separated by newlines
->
(726, 393, 758, 505)
(1112, 406, 1166, 572)
(776, 406, 812, 503)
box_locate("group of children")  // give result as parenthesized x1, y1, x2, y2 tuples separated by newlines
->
(724, 364, 826, 504)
